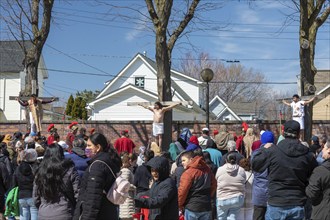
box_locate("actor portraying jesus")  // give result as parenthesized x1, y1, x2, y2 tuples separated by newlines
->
(282, 94, 315, 140)
(17, 94, 55, 134)
(139, 101, 181, 147)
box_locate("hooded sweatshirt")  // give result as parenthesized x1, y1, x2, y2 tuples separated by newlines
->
(178, 156, 217, 212)
(252, 138, 317, 206)
(216, 163, 246, 200)
(134, 156, 178, 220)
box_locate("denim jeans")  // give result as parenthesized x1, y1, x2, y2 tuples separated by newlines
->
(19, 198, 38, 220)
(265, 205, 304, 220)
(217, 194, 244, 220)
(184, 208, 212, 220)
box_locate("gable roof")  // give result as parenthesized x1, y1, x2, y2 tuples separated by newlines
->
(209, 95, 241, 120)
(89, 83, 158, 106)
(97, 53, 202, 99)
(0, 40, 48, 78)
(0, 41, 33, 73)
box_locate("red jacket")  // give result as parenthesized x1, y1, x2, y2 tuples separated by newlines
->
(178, 156, 217, 212)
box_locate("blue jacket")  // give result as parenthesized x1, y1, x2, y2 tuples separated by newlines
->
(251, 145, 268, 207)
(65, 148, 90, 177)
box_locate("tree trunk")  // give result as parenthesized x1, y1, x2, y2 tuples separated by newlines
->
(155, 32, 172, 151)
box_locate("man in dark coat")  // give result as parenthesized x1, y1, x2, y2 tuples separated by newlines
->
(135, 156, 178, 220)
(252, 120, 317, 220)
(306, 141, 330, 220)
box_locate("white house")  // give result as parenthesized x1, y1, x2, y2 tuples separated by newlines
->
(209, 95, 241, 121)
(0, 40, 48, 121)
(88, 53, 208, 121)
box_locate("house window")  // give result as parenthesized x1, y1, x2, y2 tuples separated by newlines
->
(135, 77, 145, 88)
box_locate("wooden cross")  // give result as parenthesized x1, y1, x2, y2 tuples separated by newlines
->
(127, 101, 193, 107)
(275, 94, 325, 102)
(9, 96, 59, 102)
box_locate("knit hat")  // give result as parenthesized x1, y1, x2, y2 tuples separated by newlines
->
(189, 136, 199, 145)
(261, 131, 275, 144)
(284, 120, 300, 137)
(23, 149, 38, 162)
(311, 136, 319, 143)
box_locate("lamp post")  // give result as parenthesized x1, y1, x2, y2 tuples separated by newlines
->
(200, 68, 214, 129)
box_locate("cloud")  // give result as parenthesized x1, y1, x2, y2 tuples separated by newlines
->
(239, 9, 260, 24)
(221, 42, 240, 53)
(125, 12, 149, 41)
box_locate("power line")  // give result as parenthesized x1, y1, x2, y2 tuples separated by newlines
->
(45, 44, 112, 75)
(42, 67, 302, 85)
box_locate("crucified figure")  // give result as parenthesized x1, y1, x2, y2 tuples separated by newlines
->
(139, 101, 181, 148)
(16, 94, 56, 135)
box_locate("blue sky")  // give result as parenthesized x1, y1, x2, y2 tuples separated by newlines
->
(2, 1, 329, 106)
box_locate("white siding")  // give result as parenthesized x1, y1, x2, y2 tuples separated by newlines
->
(171, 74, 200, 104)
(0, 72, 22, 120)
(91, 87, 204, 121)
(102, 59, 156, 96)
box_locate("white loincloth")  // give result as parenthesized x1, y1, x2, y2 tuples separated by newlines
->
(293, 116, 304, 130)
(153, 123, 164, 136)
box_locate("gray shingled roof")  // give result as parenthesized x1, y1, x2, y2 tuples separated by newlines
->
(0, 40, 32, 73)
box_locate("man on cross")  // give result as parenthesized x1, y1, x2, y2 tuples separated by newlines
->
(282, 94, 316, 140)
(139, 101, 181, 148)
(16, 94, 56, 135)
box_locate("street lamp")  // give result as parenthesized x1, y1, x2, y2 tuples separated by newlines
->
(200, 68, 214, 129)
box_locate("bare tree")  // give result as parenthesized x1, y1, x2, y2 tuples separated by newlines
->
(280, 0, 329, 140)
(1, 0, 54, 131)
(95, 0, 224, 149)
(0, 0, 55, 96)
(180, 52, 267, 103)
(298, 0, 329, 141)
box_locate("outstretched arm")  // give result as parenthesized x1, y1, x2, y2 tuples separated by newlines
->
(40, 97, 56, 104)
(162, 102, 181, 112)
(138, 103, 153, 112)
(16, 97, 28, 107)
(304, 96, 316, 105)
(282, 99, 291, 107)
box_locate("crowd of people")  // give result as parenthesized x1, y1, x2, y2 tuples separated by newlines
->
(0, 119, 329, 220)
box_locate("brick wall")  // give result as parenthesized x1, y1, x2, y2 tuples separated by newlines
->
(1, 120, 330, 148)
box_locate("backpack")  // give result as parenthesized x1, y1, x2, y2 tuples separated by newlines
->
(89, 160, 130, 205)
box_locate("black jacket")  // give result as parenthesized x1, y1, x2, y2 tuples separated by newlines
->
(134, 164, 151, 194)
(73, 152, 120, 220)
(135, 156, 179, 220)
(306, 159, 330, 220)
(252, 139, 317, 206)
(0, 160, 9, 211)
(13, 161, 38, 199)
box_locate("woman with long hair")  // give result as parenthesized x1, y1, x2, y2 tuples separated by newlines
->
(73, 133, 122, 220)
(33, 143, 80, 220)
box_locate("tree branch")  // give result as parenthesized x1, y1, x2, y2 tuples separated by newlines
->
(308, 0, 325, 25)
(145, 0, 160, 29)
(167, 0, 200, 53)
(315, 5, 330, 27)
